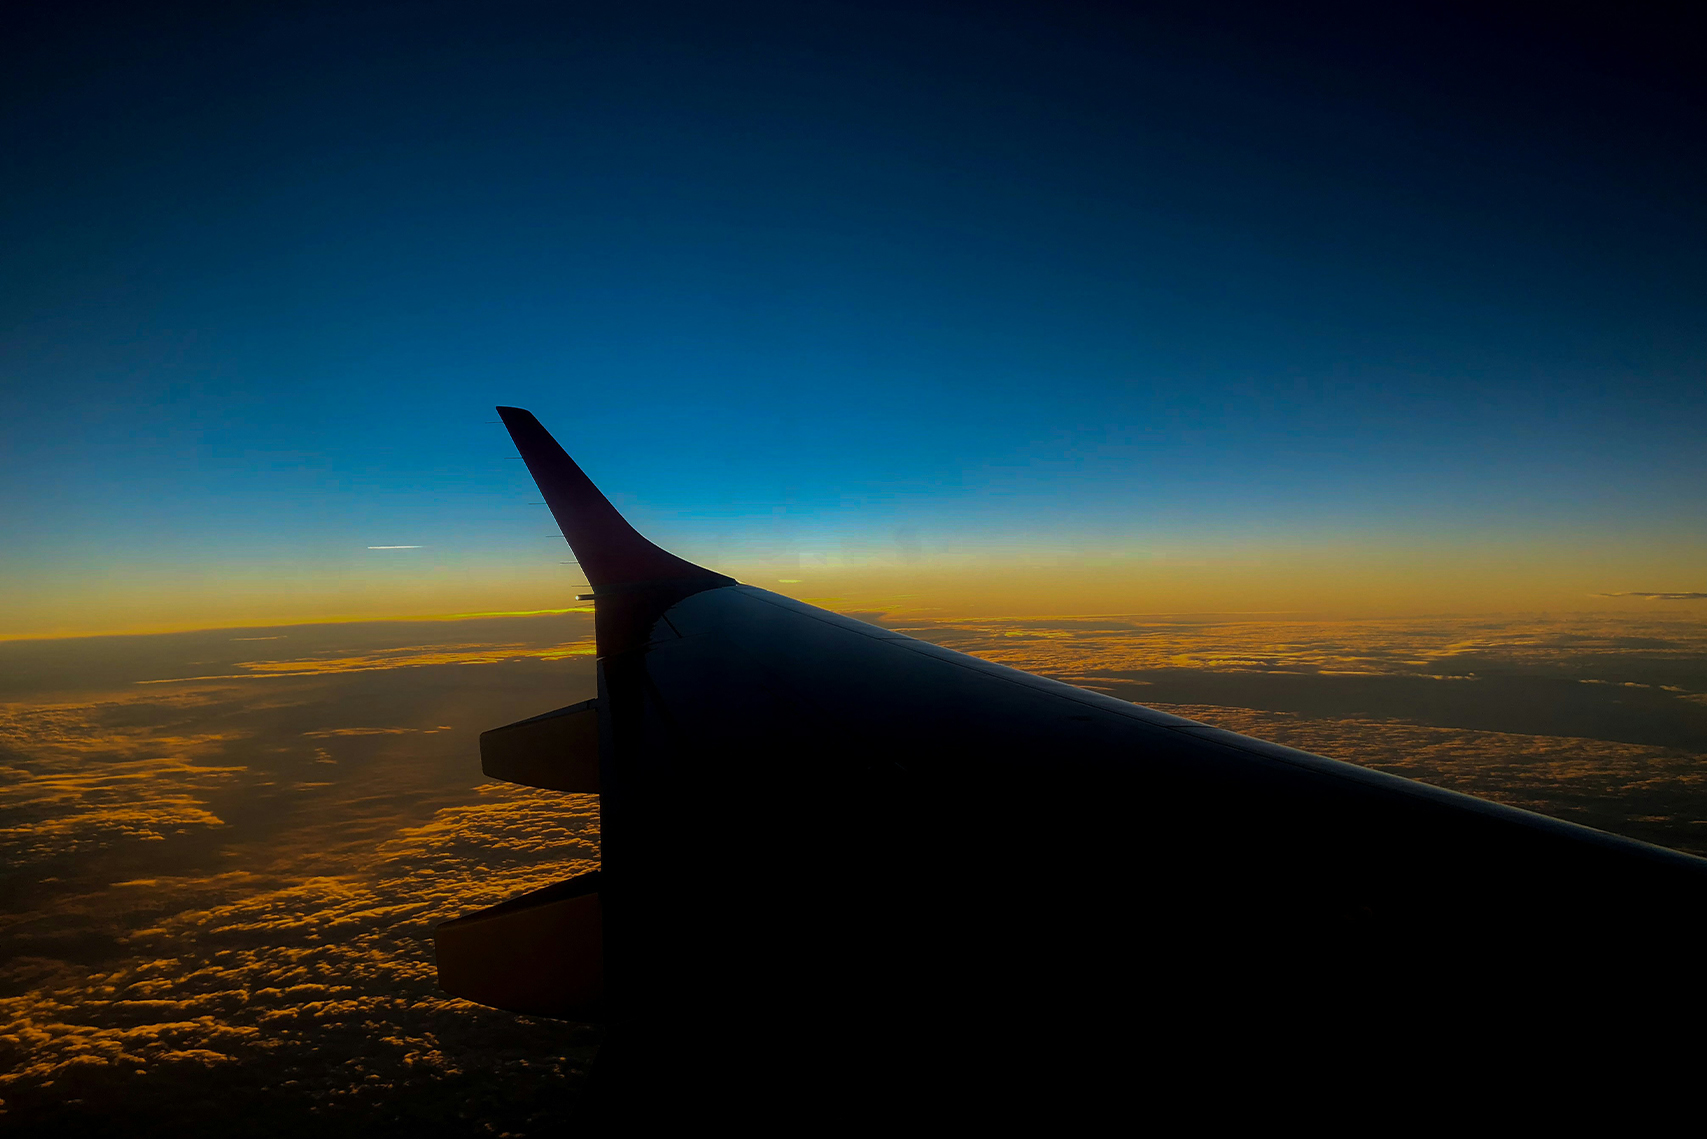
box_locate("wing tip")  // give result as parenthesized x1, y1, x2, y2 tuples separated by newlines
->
(493, 405, 735, 594)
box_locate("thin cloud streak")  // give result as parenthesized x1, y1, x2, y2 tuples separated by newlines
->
(1597, 592, 1707, 601)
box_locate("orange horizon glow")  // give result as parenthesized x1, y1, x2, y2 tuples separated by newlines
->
(4, 556, 1705, 644)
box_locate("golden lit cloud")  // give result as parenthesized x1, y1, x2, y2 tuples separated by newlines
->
(133, 640, 596, 684)
(0, 784, 598, 1114)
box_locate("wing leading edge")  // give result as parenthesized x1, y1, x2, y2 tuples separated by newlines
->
(437, 407, 1707, 1119)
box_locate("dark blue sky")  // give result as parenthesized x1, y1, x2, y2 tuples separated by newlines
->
(4, 1, 1703, 632)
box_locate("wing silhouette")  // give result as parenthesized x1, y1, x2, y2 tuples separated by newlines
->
(436, 407, 1707, 1121)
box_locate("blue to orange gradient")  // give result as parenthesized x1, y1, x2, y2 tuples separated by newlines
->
(3, 2, 1703, 639)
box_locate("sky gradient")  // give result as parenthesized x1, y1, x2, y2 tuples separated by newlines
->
(4, 1, 1704, 636)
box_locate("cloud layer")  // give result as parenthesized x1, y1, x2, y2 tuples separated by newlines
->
(0, 622, 603, 1133)
(1, 779, 601, 1134)
(3, 607, 1705, 1131)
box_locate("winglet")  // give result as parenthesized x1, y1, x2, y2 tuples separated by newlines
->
(497, 407, 734, 591)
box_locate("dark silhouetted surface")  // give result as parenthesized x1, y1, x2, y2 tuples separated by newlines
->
(496, 407, 733, 595)
(474, 410, 1707, 1125)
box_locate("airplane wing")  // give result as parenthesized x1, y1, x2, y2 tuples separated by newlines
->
(436, 407, 1707, 1119)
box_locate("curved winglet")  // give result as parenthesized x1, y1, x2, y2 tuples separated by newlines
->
(497, 406, 733, 591)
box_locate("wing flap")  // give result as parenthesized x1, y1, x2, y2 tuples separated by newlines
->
(434, 871, 604, 1019)
(480, 698, 602, 793)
